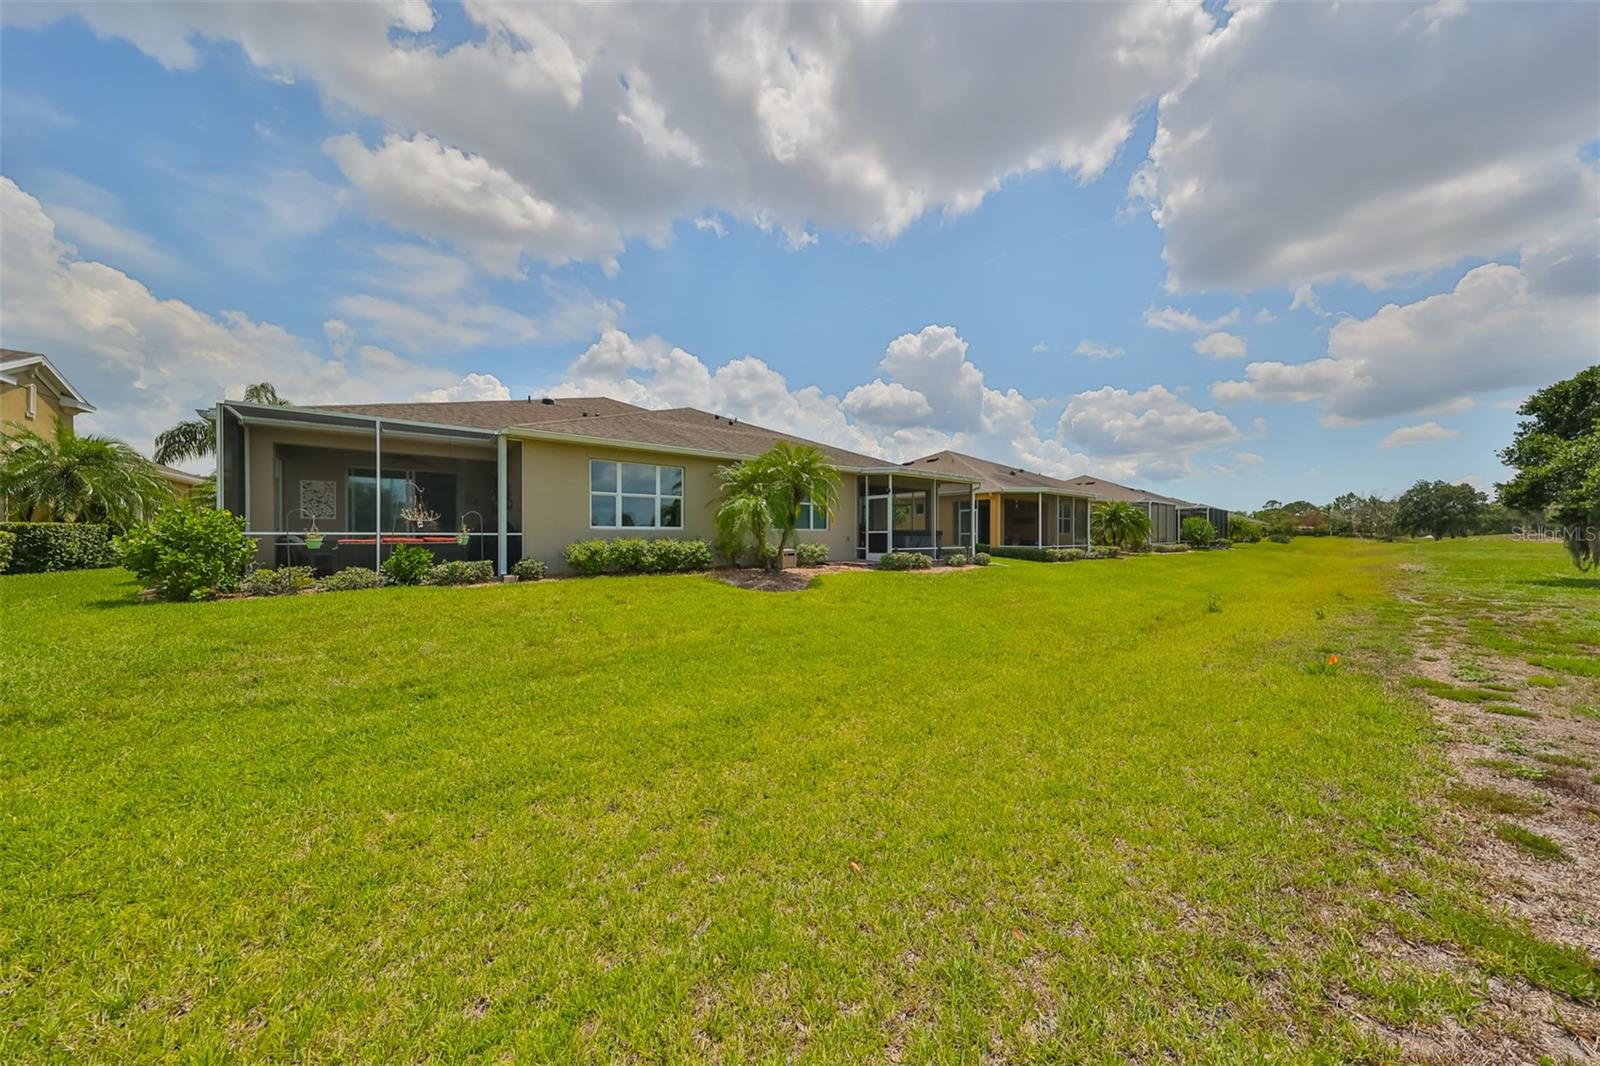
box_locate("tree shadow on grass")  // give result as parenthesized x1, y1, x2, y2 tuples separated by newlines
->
(1520, 576, 1600, 591)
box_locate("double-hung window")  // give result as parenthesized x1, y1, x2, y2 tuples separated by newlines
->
(1057, 499, 1073, 540)
(590, 460, 684, 529)
(796, 496, 828, 530)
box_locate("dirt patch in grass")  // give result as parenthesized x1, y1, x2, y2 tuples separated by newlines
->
(713, 562, 974, 592)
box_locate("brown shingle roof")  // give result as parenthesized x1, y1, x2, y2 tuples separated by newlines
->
(511, 407, 895, 470)
(1057, 474, 1187, 506)
(309, 396, 646, 430)
(905, 450, 1101, 496)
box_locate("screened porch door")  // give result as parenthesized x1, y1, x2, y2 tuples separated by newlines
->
(865, 493, 891, 559)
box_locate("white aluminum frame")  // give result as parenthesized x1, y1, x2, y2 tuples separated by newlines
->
(587, 458, 686, 531)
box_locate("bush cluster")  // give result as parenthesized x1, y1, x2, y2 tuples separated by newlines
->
(973, 552, 992, 566)
(1180, 516, 1217, 548)
(943, 552, 969, 567)
(563, 538, 714, 575)
(117, 507, 256, 601)
(380, 544, 435, 585)
(0, 529, 13, 575)
(319, 567, 384, 591)
(976, 543, 1051, 563)
(1267, 532, 1293, 544)
(1089, 546, 1120, 560)
(512, 558, 548, 581)
(878, 551, 932, 570)
(795, 542, 830, 567)
(240, 566, 315, 597)
(425, 560, 495, 586)
(0, 522, 116, 574)
(1044, 548, 1089, 562)
(1150, 543, 1191, 554)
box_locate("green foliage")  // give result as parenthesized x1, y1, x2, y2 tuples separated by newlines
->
(795, 542, 829, 567)
(1267, 532, 1292, 544)
(511, 559, 548, 582)
(1395, 480, 1489, 540)
(0, 528, 13, 574)
(1497, 367, 1599, 571)
(240, 566, 315, 597)
(1493, 822, 1568, 861)
(1180, 516, 1217, 547)
(1447, 785, 1544, 817)
(878, 550, 931, 570)
(1092, 501, 1152, 550)
(380, 544, 435, 586)
(424, 560, 495, 586)
(116, 506, 256, 601)
(563, 538, 712, 576)
(942, 552, 968, 567)
(0, 522, 114, 573)
(972, 551, 991, 566)
(1151, 543, 1190, 554)
(1044, 548, 1088, 562)
(0, 421, 168, 528)
(977, 543, 1051, 562)
(563, 539, 609, 576)
(318, 567, 384, 592)
(154, 382, 287, 465)
(1089, 546, 1120, 559)
(1227, 514, 1265, 542)
(715, 443, 840, 569)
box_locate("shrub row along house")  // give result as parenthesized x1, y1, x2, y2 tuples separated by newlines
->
(204, 395, 1228, 574)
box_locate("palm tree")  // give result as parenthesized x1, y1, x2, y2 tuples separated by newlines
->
(154, 382, 287, 465)
(0, 421, 169, 527)
(715, 442, 840, 569)
(1093, 500, 1152, 551)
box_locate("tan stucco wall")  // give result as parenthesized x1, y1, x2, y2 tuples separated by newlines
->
(516, 435, 860, 572)
(0, 367, 73, 436)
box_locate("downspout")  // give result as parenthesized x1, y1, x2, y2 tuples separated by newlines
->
(496, 434, 508, 576)
(213, 403, 225, 510)
(374, 418, 383, 572)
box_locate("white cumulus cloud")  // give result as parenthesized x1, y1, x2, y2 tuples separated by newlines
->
(1380, 421, 1460, 448)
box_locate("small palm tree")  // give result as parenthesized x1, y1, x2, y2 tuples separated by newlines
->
(0, 421, 168, 527)
(715, 442, 840, 569)
(1093, 500, 1152, 550)
(154, 382, 287, 465)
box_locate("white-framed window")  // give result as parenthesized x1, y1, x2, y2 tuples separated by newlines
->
(25, 384, 37, 420)
(956, 502, 973, 541)
(1057, 499, 1073, 538)
(796, 496, 828, 530)
(590, 459, 684, 529)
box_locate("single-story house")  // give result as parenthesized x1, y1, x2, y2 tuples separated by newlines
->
(900, 450, 1104, 549)
(1176, 502, 1231, 541)
(1056, 474, 1188, 546)
(209, 396, 982, 574)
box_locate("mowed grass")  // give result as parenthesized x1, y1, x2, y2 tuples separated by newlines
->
(0, 538, 1588, 1059)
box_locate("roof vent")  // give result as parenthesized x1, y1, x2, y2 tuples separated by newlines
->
(541, 397, 556, 405)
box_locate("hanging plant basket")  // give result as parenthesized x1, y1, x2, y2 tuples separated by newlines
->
(456, 531, 471, 546)
(305, 533, 325, 550)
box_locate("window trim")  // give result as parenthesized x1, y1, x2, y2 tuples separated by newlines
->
(796, 496, 829, 530)
(588, 459, 685, 530)
(24, 383, 37, 420)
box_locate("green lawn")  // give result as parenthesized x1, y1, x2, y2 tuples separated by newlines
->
(2, 539, 1594, 1060)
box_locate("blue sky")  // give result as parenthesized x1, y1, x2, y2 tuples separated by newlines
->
(2, 2, 1595, 510)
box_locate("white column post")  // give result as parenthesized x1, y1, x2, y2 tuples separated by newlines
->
(887, 472, 894, 554)
(213, 403, 225, 510)
(1037, 490, 1043, 547)
(970, 485, 977, 553)
(496, 435, 508, 576)
(242, 424, 251, 530)
(374, 419, 383, 572)
(1086, 497, 1093, 548)
(931, 479, 939, 560)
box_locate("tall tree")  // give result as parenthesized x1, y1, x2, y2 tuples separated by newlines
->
(1395, 480, 1487, 540)
(715, 442, 840, 569)
(1498, 367, 1600, 571)
(1, 422, 168, 527)
(154, 382, 287, 465)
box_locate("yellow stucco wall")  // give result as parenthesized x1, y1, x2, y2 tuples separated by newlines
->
(0, 367, 73, 437)
(516, 435, 859, 571)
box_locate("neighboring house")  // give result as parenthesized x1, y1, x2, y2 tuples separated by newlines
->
(207, 397, 981, 574)
(1176, 502, 1232, 541)
(0, 349, 95, 436)
(154, 463, 208, 500)
(901, 450, 1104, 549)
(1056, 475, 1188, 546)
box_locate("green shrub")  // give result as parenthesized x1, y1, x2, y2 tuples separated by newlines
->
(973, 552, 992, 566)
(606, 538, 651, 573)
(0, 521, 115, 573)
(381, 544, 434, 585)
(1267, 532, 1293, 544)
(643, 538, 713, 573)
(1089, 546, 1120, 560)
(1044, 548, 1088, 562)
(1180, 516, 1217, 547)
(1151, 543, 1190, 554)
(424, 560, 494, 586)
(879, 551, 932, 570)
(563, 539, 609, 575)
(116, 507, 256, 601)
(319, 567, 383, 591)
(511, 558, 547, 581)
(0, 529, 13, 574)
(795, 542, 830, 567)
(240, 566, 314, 597)
(1227, 514, 1265, 543)
(943, 552, 969, 567)
(977, 543, 1052, 562)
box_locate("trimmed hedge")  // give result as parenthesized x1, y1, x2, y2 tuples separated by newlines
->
(563, 537, 713, 576)
(425, 560, 495, 586)
(0, 522, 115, 573)
(879, 550, 932, 570)
(943, 552, 969, 567)
(319, 567, 384, 591)
(976, 543, 1051, 563)
(1089, 546, 1120, 560)
(1151, 543, 1191, 554)
(795, 542, 829, 567)
(240, 566, 315, 596)
(0, 530, 13, 574)
(512, 558, 548, 581)
(973, 552, 992, 566)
